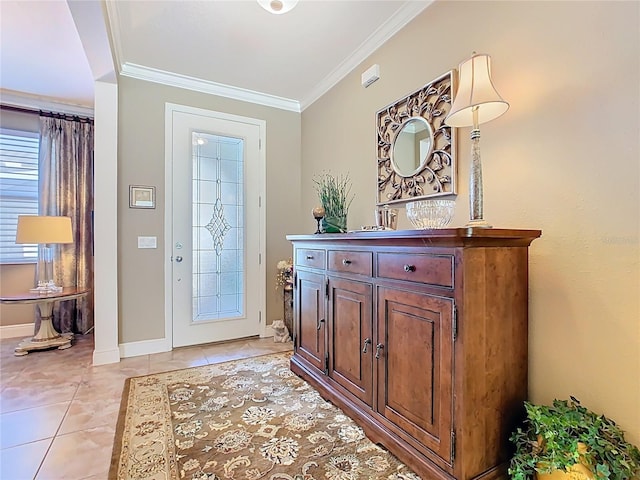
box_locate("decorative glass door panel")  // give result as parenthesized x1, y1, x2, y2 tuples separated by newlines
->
(192, 133, 244, 322)
(169, 105, 263, 348)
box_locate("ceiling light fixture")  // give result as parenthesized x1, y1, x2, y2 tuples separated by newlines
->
(257, 0, 298, 15)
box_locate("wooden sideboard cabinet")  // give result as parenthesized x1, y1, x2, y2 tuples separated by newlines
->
(287, 228, 541, 480)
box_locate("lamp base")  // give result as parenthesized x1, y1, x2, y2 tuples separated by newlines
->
(14, 304, 73, 356)
(29, 282, 63, 294)
(15, 332, 73, 356)
(465, 218, 493, 229)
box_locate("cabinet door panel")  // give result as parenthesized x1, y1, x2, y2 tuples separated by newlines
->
(377, 287, 453, 463)
(328, 277, 373, 406)
(295, 270, 326, 372)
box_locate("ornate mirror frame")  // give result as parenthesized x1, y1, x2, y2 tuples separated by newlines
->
(376, 70, 457, 205)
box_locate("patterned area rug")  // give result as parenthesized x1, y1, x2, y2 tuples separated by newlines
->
(110, 352, 420, 480)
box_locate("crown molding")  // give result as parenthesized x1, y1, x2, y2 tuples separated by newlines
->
(299, 0, 433, 111)
(106, 0, 301, 112)
(120, 63, 301, 113)
(104, 0, 430, 113)
(0, 90, 94, 117)
(103, 0, 124, 75)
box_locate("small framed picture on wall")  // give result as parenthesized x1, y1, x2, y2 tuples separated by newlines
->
(129, 185, 156, 209)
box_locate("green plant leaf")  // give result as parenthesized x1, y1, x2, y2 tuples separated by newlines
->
(509, 398, 640, 480)
(313, 171, 354, 219)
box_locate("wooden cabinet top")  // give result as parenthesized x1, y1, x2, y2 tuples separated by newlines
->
(287, 227, 541, 248)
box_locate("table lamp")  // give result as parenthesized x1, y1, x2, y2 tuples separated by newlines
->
(445, 53, 509, 228)
(16, 215, 73, 293)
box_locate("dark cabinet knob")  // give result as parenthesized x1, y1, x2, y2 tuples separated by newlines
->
(362, 338, 372, 353)
(403, 264, 415, 272)
(342, 258, 352, 266)
(375, 343, 384, 359)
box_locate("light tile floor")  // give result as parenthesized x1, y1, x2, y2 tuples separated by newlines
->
(0, 333, 292, 480)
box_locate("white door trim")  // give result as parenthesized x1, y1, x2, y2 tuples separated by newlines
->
(164, 103, 268, 349)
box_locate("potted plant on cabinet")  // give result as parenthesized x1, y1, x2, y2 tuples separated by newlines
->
(313, 171, 354, 233)
(509, 397, 640, 480)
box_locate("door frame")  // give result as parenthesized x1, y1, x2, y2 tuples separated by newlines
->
(164, 103, 268, 349)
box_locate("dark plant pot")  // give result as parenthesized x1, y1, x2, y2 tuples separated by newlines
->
(322, 215, 347, 233)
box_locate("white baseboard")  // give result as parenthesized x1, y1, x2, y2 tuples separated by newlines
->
(0, 323, 34, 339)
(119, 337, 172, 358)
(92, 347, 121, 366)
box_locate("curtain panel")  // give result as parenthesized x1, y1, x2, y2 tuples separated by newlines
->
(37, 116, 94, 334)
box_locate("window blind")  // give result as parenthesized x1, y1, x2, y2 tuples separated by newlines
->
(0, 128, 39, 264)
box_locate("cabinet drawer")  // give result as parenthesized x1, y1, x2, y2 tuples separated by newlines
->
(377, 252, 454, 288)
(296, 248, 325, 269)
(328, 250, 372, 276)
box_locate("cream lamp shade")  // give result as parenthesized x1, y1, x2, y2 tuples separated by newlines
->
(16, 215, 73, 245)
(445, 53, 509, 128)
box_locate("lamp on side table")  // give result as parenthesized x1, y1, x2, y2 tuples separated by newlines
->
(15, 215, 73, 293)
(6, 215, 88, 356)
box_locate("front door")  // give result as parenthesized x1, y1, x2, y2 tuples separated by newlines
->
(167, 104, 265, 348)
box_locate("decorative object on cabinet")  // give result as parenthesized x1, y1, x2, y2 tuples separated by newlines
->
(445, 53, 509, 228)
(312, 206, 325, 234)
(313, 172, 353, 233)
(129, 185, 156, 209)
(377, 70, 457, 205)
(406, 199, 455, 229)
(287, 228, 541, 480)
(15, 215, 73, 293)
(374, 205, 398, 230)
(509, 397, 640, 480)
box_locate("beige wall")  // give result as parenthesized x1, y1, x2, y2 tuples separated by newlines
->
(301, 1, 639, 444)
(117, 76, 302, 342)
(0, 110, 40, 327)
(0, 264, 37, 326)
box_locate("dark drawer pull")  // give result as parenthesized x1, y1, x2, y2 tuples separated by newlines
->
(404, 264, 416, 272)
(342, 259, 351, 266)
(306, 255, 314, 260)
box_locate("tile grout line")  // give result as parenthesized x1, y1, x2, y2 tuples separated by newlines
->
(33, 351, 90, 480)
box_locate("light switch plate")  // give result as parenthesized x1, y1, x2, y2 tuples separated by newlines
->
(138, 236, 157, 249)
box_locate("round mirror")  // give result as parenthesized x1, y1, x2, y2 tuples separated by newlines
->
(390, 117, 434, 177)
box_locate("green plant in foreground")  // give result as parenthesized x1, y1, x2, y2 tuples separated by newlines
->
(313, 172, 354, 219)
(509, 397, 640, 480)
